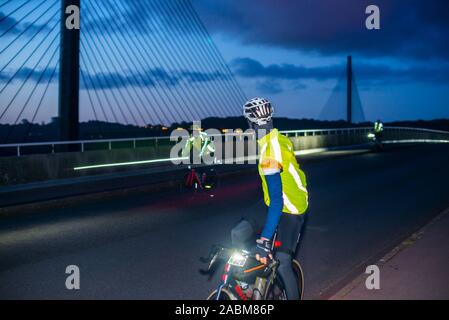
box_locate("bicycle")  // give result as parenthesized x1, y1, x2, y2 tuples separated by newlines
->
(367, 132, 384, 152)
(201, 230, 304, 300)
(182, 166, 218, 192)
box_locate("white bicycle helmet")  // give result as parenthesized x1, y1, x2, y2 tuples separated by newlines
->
(243, 97, 274, 126)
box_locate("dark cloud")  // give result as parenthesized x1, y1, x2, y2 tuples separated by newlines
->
(180, 70, 229, 83)
(231, 58, 342, 80)
(0, 12, 18, 34)
(0, 65, 230, 90)
(231, 57, 449, 88)
(0, 67, 59, 85)
(81, 68, 230, 89)
(0, 11, 51, 36)
(193, 0, 449, 61)
(256, 79, 283, 95)
(82, 0, 194, 37)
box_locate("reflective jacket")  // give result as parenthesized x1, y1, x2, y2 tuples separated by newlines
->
(258, 129, 308, 215)
(374, 122, 384, 133)
(182, 132, 215, 158)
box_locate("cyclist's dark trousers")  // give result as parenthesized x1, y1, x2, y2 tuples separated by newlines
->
(374, 132, 383, 141)
(231, 211, 305, 300)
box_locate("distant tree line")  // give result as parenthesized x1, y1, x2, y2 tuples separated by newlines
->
(1, 117, 449, 143)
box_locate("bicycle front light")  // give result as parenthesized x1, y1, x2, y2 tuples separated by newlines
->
(228, 251, 247, 267)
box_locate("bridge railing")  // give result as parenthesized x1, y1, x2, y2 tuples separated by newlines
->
(0, 132, 254, 157)
(1, 126, 449, 157)
(1, 126, 448, 186)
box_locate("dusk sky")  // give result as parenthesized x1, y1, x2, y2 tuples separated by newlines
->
(1, 0, 448, 126)
(194, 0, 449, 122)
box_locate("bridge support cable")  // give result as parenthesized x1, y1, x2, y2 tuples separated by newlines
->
(150, 0, 233, 118)
(0, 0, 49, 39)
(85, 0, 179, 126)
(3, 43, 60, 142)
(182, 0, 247, 104)
(108, 0, 206, 123)
(23, 59, 59, 142)
(155, 0, 235, 118)
(318, 71, 347, 121)
(84, 0, 171, 125)
(79, 68, 104, 137)
(126, 0, 222, 119)
(79, 64, 110, 123)
(83, 1, 162, 125)
(104, 1, 194, 124)
(0, 9, 60, 75)
(166, 1, 242, 115)
(99, 1, 187, 125)
(79, 51, 122, 125)
(0, 6, 59, 95)
(0, 0, 13, 11)
(350, 72, 366, 123)
(0, 2, 59, 56)
(80, 43, 131, 125)
(81, 12, 148, 127)
(81, 37, 142, 127)
(0, 0, 33, 24)
(129, 0, 220, 120)
(0, 30, 60, 123)
(184, 0, 248, 106)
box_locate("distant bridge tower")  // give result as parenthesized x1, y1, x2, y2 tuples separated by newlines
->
(346, 55, 352, 124)
(319, 55, 365, 123)
(58, 0, 80, 142)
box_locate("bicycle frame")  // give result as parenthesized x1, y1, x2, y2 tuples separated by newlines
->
(185, 168, 204, 190)
(214, 230, 282, 300)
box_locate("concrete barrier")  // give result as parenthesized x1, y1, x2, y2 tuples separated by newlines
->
(1, 127, 448, 186)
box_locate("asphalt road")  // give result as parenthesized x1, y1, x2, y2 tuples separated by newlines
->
(1, 144, 449, 299)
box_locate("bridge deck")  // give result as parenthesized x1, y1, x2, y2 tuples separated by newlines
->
(0, 144, 448, 299)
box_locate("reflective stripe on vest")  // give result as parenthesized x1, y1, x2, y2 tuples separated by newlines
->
(258, 129, 308, 215)
(283, 193, 298, 214)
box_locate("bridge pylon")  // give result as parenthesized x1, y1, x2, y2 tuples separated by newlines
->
(347, 55, 352, 124)
(58, 0, 80, 142)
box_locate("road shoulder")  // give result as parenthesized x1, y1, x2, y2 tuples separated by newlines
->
(331, 207, 449, 300)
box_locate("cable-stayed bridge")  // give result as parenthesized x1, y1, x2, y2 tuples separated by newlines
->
(1, 0, 380, 146)
(0, 0, 246, 143)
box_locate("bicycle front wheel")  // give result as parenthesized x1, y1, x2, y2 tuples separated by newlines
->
(206, 287, 237, 300)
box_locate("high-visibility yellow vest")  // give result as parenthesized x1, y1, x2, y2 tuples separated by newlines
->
(182, 132, 215, 157)
(258, 129, 308, 215)
(374, 122, 384, 133)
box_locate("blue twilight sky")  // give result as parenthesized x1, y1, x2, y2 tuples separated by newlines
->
(0, 0, 448, 125)
(193, 0, 449, 122)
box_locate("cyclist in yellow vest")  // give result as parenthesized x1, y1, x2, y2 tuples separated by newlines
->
(231, 97, 308, 300)
(374, 119, 384, 137)
(181, 124, 215, 164)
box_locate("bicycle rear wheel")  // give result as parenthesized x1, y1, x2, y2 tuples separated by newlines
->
(265, 259, 304, 300)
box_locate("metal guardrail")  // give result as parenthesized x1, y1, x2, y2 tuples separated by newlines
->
(0, 126, 448, 157)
